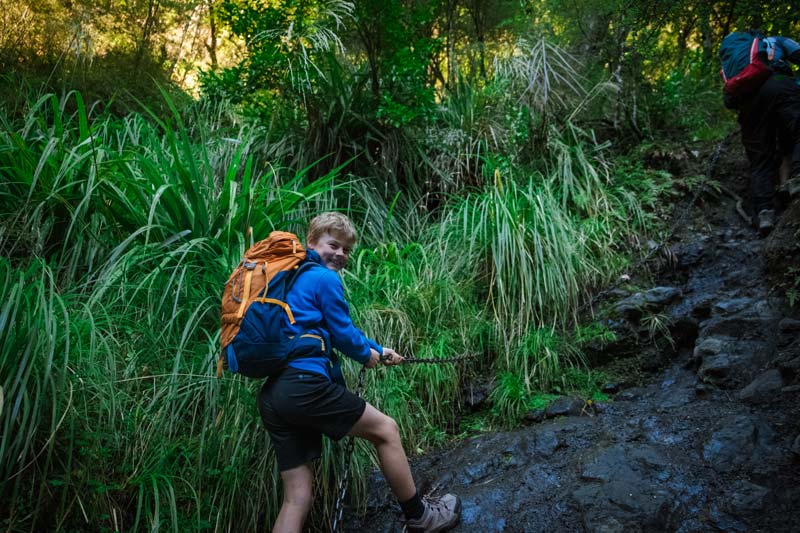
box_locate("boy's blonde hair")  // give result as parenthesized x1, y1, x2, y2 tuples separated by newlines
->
(307, 212, 357, 245)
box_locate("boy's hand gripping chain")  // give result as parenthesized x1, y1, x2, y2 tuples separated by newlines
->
(330, 353, 475, 531)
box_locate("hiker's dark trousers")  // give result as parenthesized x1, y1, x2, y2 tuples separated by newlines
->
(738, 75, 800, 213)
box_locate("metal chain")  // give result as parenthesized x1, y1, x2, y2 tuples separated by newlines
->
(330, 353, 474, 531)
(399, 353, 477, 364)
(331, 366, 366, 533)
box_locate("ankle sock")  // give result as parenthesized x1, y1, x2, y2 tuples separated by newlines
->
(400, 491, 424, 520)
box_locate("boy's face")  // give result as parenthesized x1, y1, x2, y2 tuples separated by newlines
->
(307, 232, 353, 272)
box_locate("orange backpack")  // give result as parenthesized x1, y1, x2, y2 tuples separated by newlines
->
(217, 231, 310, 378)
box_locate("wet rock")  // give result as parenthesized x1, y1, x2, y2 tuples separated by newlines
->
(521, 462, 562, 494)
(462, 378, 492, 410)
(779, 355, 800, 374)
(534, 430, 562, 457)
(523, 409, 545, 424)
(691, 299, 713, 320)
(544, 397, 583, 419)
(640, 415, 686, 446)
(713, 297, 755, 316)
(616, 388, 644, 401)
(695, 336, 769, 387)
(644, 286, 682, 306)
(782, 384, 800, 393)
(615, 293, 646, 320)
(574, 445, 674, 529)
(580, 444, 670, 482)
(615, 287, 682, 320)
(738, 369, 784, 402)
(696, 344, 734, 386)
(654, 367, 698, 409)
(458, 489, 509, 531)
(601, 382, 620, 394)
(591, 517, 625, 533)
(694, 336, 727, 358)
(703, 415, 779, 473)
(723, 480, 770, 515)
(763, 199, 800, 280)
(707, 508, 748, 532)
(694, 382, 715, 398)
(792, 435, 800, 458)
(460, 458, 495, 484)
(669, 316, 699, 348)
(778, 317, 800, 335)
(670, 241, 705, 268)
(700, 299, 781, 340)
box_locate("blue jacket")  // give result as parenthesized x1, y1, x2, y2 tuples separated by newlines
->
(285, 249, 382, 379)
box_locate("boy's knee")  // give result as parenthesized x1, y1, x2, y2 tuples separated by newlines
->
(378, 415, 401, 443)
(284, 484, 313, 510)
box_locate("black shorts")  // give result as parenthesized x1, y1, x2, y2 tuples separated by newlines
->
(258, 367, 366, 471)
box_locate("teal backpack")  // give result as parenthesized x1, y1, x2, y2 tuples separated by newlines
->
(719, 31, 773, 108)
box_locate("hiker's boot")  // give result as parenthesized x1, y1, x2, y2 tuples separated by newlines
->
(757, 208, 775, 237)
(405, 493, 461, 533)
(785, 176, 800, 198)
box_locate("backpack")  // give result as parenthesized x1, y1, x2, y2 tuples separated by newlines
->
(217, 231, 321, 379)
(719, 31, 773, 108)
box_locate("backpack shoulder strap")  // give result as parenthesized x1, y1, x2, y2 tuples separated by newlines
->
(763, 37, 776, 61)
(286, 261, 322, 292)
(749, 37, 761, 62)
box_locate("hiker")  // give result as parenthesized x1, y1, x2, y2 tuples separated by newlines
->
(257, 212, 461, 533)
(720, 31, 800, 235)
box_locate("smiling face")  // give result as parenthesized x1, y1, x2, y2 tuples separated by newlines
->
(307, 232, 354, 272)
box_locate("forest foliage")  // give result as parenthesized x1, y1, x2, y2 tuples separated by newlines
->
(1, 0, 799, 530)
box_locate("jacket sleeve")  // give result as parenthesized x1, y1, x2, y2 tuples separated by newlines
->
(316, 270, 382, 364)
(776, 37, 800, 64)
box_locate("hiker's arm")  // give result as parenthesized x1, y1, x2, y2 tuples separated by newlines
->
(777, 37, 800, 64)
(317, 271, 382, 364)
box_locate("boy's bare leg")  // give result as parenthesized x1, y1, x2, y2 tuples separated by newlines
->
(274, 463, 314, 533)
(348, 403, 416, 501)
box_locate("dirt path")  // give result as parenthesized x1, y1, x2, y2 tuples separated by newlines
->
(343, 141, 800, 532)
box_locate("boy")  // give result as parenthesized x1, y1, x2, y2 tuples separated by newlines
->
(258, 212, 461, 532)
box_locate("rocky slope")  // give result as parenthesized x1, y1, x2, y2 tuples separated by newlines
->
(342, 140, 800, 532)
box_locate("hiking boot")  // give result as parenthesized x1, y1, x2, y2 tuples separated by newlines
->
(757, 208, 775, 237)
(781, 176, 800, 198)
(405, 493, 461, 533)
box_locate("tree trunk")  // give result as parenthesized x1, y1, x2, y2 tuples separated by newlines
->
(720, 0, 738, 39)
(135, 0, 161, 74)
(207, 0, 218, 69)
(441, 0, 457, 89)
(469, 0, 487, 79)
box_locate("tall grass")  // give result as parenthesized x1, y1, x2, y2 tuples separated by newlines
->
(0, 91, 355, 530)
(0, 76, 665, 530)
(0, 259, 71, 530)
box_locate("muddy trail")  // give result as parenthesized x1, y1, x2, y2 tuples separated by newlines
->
(342, 139, 800, 532)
